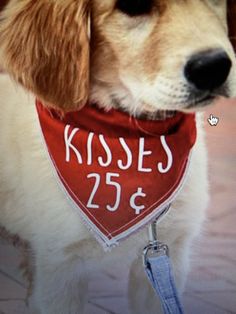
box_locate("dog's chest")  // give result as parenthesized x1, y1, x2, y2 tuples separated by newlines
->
(36, 101, 196, 249)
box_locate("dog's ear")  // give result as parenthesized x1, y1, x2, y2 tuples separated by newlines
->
(228, 0, 236, 52)
(0, 0, 90, 112)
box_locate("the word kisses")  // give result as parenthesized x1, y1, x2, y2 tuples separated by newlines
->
(64, 125, 174, 214)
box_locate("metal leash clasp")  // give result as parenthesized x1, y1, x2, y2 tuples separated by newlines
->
(142, 204, 185, 314)
(143, 206, 170, 267)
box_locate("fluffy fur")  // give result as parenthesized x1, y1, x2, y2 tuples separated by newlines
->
(0, 1, 236, 313)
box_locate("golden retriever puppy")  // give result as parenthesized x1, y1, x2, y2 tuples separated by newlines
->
(0, 0, 235, 313)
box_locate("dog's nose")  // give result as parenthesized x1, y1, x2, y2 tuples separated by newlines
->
(184, 49, 232, 91)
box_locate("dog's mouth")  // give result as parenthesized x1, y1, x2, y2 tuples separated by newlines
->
(108, 85, 230, 121)
(135, 92, 219, 120)
(187, 94, 216, 109)
(186, 86, 230, 109)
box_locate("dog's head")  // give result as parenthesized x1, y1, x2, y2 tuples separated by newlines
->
(0, 0, 236, 115)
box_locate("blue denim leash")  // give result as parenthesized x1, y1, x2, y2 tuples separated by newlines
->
(143, 208, 184, 314)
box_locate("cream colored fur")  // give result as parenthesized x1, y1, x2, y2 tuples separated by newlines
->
(0, 74, 208, 313)
(0, 0, 236, 313)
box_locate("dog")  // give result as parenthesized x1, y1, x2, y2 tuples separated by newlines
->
(0, 1, 236, 313)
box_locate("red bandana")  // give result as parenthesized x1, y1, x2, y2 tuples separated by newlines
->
(36, 100, 196, 249)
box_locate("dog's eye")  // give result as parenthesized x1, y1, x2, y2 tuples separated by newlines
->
(116, 0, 153, 17)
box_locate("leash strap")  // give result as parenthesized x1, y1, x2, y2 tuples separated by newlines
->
(143, 209, 184, 314)
(144, 254, 184, 314)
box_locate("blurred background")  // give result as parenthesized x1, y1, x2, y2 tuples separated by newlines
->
(0, 71, 235, 314)
(184, 98, 236, 314)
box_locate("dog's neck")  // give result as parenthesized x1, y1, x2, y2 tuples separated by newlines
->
(122, 109, 177, 121)
(93, 100, 176, 121)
